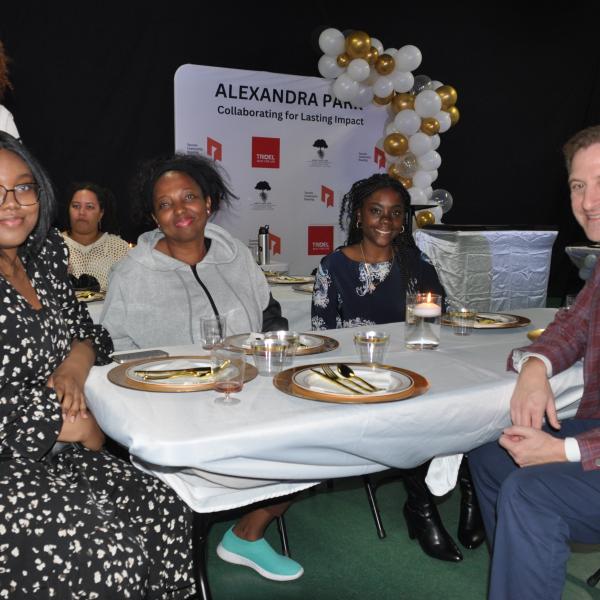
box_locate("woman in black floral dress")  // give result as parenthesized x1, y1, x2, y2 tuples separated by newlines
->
(0, 132, 195, 599)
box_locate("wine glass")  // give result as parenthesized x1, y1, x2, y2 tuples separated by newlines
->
(212, 346, 245, 405)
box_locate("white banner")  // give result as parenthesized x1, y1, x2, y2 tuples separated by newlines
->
(174, 64, 388, 275)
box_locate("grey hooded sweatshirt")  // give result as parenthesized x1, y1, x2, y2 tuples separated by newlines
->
(100, 224, 269, 351)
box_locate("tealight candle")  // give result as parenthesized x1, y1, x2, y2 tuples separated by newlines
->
(413, 302, 442, 318)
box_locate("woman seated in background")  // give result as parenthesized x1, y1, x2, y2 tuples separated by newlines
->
(61, 181, 129, 290)
(0, 132, 195, 599)
(101, 153, 301, 582)
(311, 173, 484, 561)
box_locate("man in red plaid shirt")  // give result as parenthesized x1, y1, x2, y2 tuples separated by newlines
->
(470, 124, 600, 600)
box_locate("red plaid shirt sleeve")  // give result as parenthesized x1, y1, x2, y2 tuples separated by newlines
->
(508, 260, 600, 470)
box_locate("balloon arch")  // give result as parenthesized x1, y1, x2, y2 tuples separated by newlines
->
(317, 28, 459, 227)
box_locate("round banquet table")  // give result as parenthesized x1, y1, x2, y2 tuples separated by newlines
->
(85, 308, 583, 513)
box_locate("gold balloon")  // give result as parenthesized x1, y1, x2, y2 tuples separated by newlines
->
(388, 162, 402, 180)
(375, 53, 395, 76)
(391, 93, 415, 114)
(420, 117, 440, 136)
(416, 210, 435, 228)
(373, 92, 394, 106)
(436, 85, 458, 110)
(398, 175, 413, 189)
(345, 31, 371, 59)
(446, 105, 460, 125)
(365, 46, 379, 65)
(336, 53, 350, 68)
(383, 133, 408, 156)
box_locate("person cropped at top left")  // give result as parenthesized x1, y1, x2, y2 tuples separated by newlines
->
(0, 40, 19, 138)
(61, 182, 130, 291)
(0, 132, 195, 599)
(101, 153, 302, 582)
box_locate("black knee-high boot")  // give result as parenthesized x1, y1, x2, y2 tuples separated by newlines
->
(402, 464, 463, 562)
(457, 458, 485, 549)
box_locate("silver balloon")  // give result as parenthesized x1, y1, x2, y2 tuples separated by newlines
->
(411, 74, 431, 94)
(396, 152, 418, 177)
(429, 188, 453, 214)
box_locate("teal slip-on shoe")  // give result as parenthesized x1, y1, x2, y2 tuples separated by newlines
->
(216, 527, 304, 581)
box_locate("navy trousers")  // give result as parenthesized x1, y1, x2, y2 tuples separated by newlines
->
(469, 419, 600, 600)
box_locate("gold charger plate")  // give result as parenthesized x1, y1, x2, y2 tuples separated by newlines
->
(273, 362, 429, 404)
(267, 275, 315, 285)
(441, 312, 530, 329)
(76, 290, 106, 303)
(224, 333, 339, 356)
(107, 355, 258, 393)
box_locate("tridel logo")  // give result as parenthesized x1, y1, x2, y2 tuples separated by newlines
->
(252, 137, 280, 168)
(207, 137, 222, 162)
(321, 186, 334, 208)
(307, 225, 334, 255)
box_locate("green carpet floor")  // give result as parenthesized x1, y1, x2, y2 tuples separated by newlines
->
(204, 475, 600, 599)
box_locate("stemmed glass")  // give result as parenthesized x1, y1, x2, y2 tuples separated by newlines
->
(212, 346, 245, 405)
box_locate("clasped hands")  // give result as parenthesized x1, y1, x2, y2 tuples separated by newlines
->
(500, 357, 567, 467)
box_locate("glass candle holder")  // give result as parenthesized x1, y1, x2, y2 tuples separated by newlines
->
(405, 292, 442, 350)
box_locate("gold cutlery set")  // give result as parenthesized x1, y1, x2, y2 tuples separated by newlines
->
(309, 364, 381, 395)
(134, 360, 230, 381)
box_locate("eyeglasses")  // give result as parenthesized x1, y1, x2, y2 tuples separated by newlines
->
(0, 183, 41, 207)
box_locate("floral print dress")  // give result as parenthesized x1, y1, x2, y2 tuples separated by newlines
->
(311, 246, 444, 330)
(0, 230, 194, 599)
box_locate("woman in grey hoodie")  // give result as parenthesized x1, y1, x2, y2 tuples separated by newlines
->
(101, 154, 301, 582)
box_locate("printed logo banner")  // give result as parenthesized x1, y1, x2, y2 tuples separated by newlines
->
(175, 64, 388, 274)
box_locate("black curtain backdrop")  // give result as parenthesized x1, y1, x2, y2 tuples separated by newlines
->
(2, 4, 599, 297)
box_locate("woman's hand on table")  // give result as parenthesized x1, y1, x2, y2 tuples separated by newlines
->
(510, 357, 559, 430)
(499, 426, 566, 467)
(47, 339, 96, 422)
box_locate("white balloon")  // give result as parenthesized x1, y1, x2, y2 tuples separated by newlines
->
(418, 150, 442, 171)
(414, 90, 442, 118)
(347, 58, 371, 82)
(353, 83, 374, 108)
(318, 55, 344, 79)
(370, 37, 384, 55)
(393, 109, 421, 136)
(384, 47, 398, 57)
(390, 71, 414, 93)
(430, 206, 443, 222)
(431, 80, 444, 90)
(395, 45, 422, 72)
(318, 28, 346, 56)
(424, 185, 433, 199)
(385, 122, 399, 135)
(409, 187, 428, 204)
(435, 111, 452, 133)
(429, 134, 441, 150)
(412, 170, 433, 188)
(364, 69, 380, 86)
(409, 132, 433, 156)
(332, 74, 359, 101)
(428, 169, 439, 183)
(373, 76, 394, 98)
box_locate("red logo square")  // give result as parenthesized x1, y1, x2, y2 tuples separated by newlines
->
(252, 137, 280, 168)
(308, 226, 334, 255)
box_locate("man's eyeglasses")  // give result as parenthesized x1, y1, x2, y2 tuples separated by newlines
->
(0, 183, 41, 207)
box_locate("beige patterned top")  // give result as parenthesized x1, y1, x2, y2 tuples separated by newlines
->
(61, 232, 130, 291)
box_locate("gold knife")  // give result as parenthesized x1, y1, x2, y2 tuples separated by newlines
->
(309, 369, 365, 394)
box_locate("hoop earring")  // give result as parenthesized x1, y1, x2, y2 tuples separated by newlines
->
(399, 225, 405, 234)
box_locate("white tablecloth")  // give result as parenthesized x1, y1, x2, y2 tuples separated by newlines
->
(84, 284, 312, 332)
(85, 308, 583, 513)
(414, 229, 558, 311)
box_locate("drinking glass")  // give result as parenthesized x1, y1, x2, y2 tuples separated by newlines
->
(354, 331, 390, 363)
(264, 330, 300, 367)
(251, 338, 290, 376)
(201, 315, 227, 349)
(212, 346, 245, 406)
(447, 305, 476, 336)
(405, 292, 442, 349)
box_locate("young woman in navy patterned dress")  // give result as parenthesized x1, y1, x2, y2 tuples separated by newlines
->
(0, 132, 195, 599)
(310, 174, 475, 563)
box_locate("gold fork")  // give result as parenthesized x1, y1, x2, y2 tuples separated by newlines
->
(321, 365, 367, 394)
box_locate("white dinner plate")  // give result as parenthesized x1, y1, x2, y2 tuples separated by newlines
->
(293, 364, 414, 397)
(267, 275, 315, 284)
(230, 333, 323, 351)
